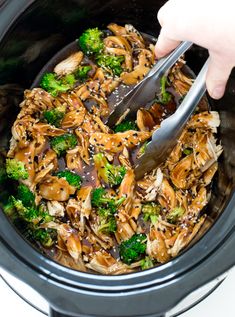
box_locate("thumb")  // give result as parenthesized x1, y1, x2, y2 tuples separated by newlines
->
(155, 30, 181, 59)
(206, 54, 232, 99)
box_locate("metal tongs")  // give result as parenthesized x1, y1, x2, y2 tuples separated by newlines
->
(107, 41, 209, 180)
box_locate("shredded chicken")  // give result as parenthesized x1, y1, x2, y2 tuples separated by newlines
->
(3, 23, 222, 276)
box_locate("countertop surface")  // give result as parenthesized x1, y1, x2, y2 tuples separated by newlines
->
(0, 267, 235, 317)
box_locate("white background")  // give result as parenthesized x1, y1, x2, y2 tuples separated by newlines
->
(0, 267, 235, 317)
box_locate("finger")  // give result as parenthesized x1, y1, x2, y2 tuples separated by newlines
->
(155, 30, 181, 59)
(206, 54, 232, 99)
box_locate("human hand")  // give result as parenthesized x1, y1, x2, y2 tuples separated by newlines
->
(155, 0, 235, 99)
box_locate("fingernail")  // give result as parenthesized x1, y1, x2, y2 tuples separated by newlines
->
(155, 48, 165, 59)
(211, 85, 224, 99)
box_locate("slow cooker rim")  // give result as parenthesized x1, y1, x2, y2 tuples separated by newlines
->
(0, 0, 35, 42)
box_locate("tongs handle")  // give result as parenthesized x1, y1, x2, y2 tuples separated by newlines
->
(134, 58, 209, 179)
(146, 41, 193, 79)
(172, 58, 209, 127)
(107, 41, 193, 127)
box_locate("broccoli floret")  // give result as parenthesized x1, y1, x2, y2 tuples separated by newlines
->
(0, 156, 8, 185)
(6, 158, 28, 180)
(75, 65, 92, 80)
(16, 184, 35, 208)
(142, 202, 161, 224)
(2, 196, 15, 216)
(62, 73, 76, 85)
(96, 54, 124, 76)
(155, 75, 172, 105)
(91, 187, 112, 207)
(114, 120, 138, 133)
(98, 216, 117, 234)
(138, 141, 149, 156)
(93, 153, 126, 186)
(40, 72, 75, 97)
(12, 197, 52, 224)
(56, 170, 82, 189)
(13, 214, 56, 248)
(43, 108, 65, 127)
(91, 187, 125, 211)
(140, 256, 154, 270)
(91, 188, 121, 234)
(183, 147, 193, 156)
(0, 166, 7, 184)
(11, 197, 38, 222)
(119, 233, 147, 264)
(32, 228, 56, 248)
(50, 133, 78, 156)
(167, 206, 185, 224)
(78, 28, 104, 55)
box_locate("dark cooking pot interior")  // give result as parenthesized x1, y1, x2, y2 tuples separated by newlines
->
(0, 0, 235, 274)
(0, 0, 235, 265)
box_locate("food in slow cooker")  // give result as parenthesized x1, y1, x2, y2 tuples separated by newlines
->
(0, 23, 223, 274)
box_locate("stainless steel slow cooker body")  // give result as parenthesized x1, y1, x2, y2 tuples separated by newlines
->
(0, 1, 235, 317)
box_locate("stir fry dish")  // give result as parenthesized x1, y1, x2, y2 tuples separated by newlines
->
(0, 23, 223, 274)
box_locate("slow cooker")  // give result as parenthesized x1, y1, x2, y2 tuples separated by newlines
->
(0, 1, 235, 317)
